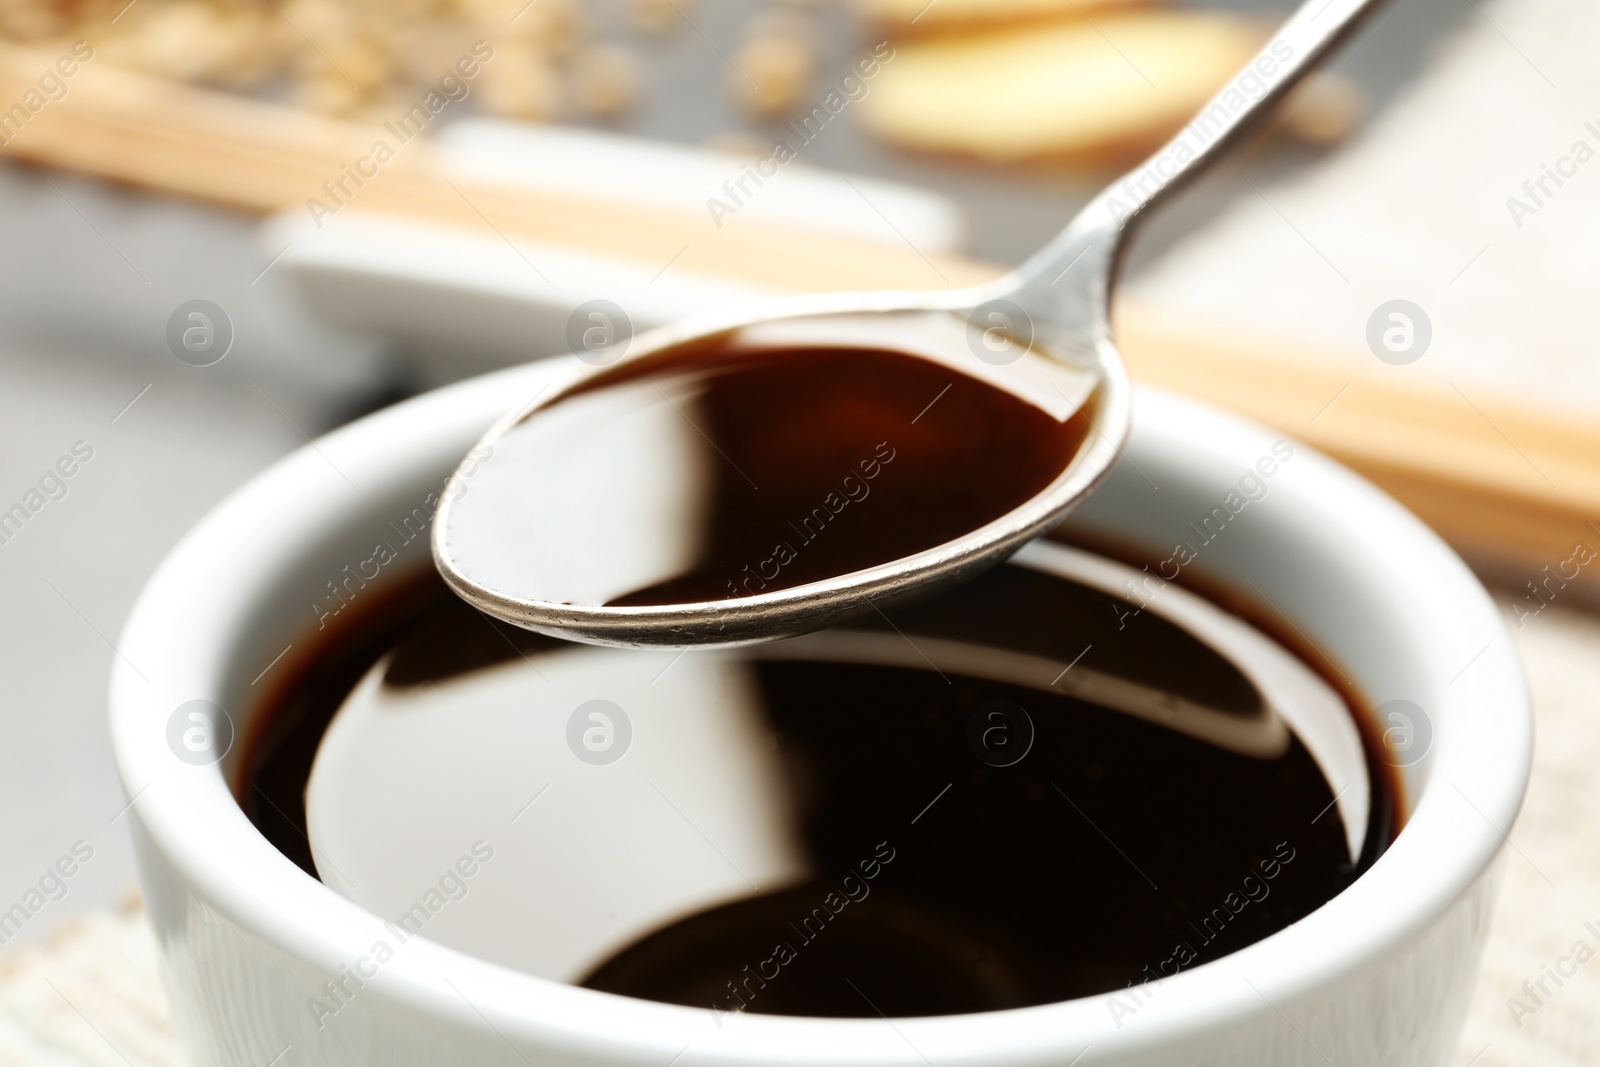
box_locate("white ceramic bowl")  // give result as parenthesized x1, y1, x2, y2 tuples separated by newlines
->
(110, 365, 1529, 1067)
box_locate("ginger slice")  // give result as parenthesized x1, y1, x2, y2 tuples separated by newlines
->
(859, 11, 1272, 164)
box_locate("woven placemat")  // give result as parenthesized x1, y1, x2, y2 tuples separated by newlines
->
(0, 900, 179, 1067)
(3, 596, 1594, 1066)
(1453, 602, 1600, 1066)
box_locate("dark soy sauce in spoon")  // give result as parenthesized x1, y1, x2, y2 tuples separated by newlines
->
(596, 343, 1095, 606)
(439, 313, 1100, 622)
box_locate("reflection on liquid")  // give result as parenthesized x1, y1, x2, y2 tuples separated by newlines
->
(301, 542, 1386, 1016)
(441, 311, 1100, 609)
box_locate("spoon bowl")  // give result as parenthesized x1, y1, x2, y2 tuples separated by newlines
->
(432, 291, 1129, 647)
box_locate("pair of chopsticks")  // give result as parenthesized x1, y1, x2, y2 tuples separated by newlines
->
(3, 42, 1595, 595)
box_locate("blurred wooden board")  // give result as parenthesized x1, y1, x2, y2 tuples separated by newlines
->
(854, 0, 1149, 35)
(1, 41, 1596, 591)
(1116, 305, 1600, 595)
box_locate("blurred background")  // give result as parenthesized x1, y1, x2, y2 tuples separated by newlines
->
(0, 0, 1596, 1063)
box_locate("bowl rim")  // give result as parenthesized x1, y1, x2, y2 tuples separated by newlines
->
(110, 364, 1530, 1063)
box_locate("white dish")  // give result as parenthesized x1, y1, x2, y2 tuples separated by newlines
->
(110, 370, 1528, 1066)
(264, 121, 968, 383)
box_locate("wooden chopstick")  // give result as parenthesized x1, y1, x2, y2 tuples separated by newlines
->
(3, 43, 1595, 594)
(0, 44, 992, 293)
(1117, 305, 1600, 599)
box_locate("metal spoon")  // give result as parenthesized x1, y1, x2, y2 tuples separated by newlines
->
(434, 0, 1383, 649)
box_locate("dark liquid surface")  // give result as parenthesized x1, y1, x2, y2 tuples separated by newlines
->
(240, 548, 1394, 1019)
(445, 318, 1099, 609)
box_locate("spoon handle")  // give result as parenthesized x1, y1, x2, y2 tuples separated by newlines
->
(1001, 0, 1387, 340)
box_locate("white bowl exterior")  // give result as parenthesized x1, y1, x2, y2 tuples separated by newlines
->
(110, 364, 1529, 1067)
